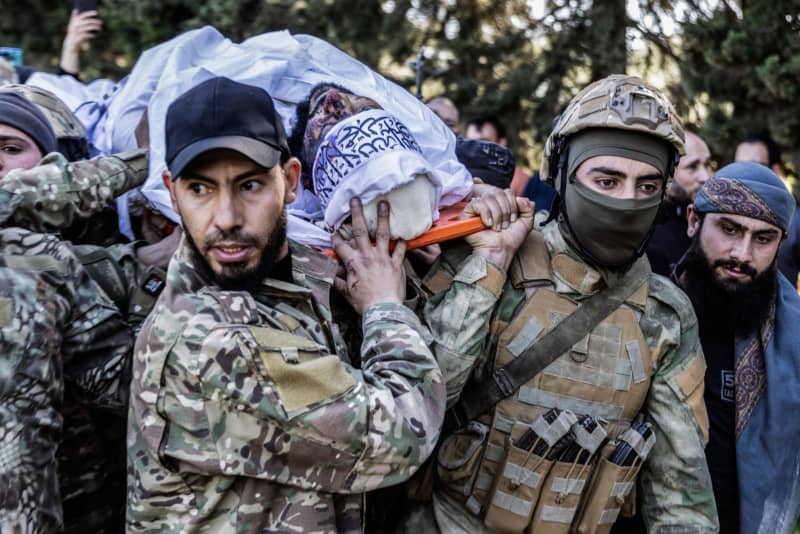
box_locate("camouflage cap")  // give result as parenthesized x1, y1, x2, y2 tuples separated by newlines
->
(0, 84, 86, 140)
(541, 75, 685, 184)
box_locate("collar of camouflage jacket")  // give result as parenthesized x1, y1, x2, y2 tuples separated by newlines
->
(541, 221, 649, 310)
(168, 235, 339, 296)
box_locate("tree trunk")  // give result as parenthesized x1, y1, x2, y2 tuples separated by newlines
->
(588, 0, 628, 80)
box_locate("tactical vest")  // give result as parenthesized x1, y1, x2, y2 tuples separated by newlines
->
(436, 231, 661, 534)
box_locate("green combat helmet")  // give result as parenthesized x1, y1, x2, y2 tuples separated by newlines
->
(0, 84, 90, 161)
(539, 74, 686, 268)
(541, 74, 685, 189)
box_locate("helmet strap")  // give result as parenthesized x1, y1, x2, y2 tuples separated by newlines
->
(541, 136, 566, 227)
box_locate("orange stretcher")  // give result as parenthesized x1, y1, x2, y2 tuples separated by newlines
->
(323, 202, 486, 259)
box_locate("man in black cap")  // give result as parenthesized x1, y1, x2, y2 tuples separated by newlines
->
(126, 77, 448, 532)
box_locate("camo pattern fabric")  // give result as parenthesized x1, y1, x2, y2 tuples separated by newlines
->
(423, 221, 718, 533)
(0, 149, 151, 533)
(0, 149, 148, 233)
(127, 238, 446, 533)
(57, 241, 163, 534)
(0, 228, 133, 533)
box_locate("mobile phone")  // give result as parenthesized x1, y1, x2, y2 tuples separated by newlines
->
(74, 0, 98, 12)
(0, 47, 23, 67)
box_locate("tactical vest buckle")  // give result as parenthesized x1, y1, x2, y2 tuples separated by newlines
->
(493, 368, 515, 397)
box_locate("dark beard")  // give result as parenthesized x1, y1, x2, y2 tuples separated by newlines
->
(185, 210, 287, 291)
(682, 232, 776, 336)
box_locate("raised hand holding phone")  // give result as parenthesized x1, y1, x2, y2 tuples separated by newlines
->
(61, 5, 102, 75)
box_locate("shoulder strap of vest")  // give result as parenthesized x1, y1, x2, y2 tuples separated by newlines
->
(509, 229, 552, 287)
(445, 257, 650, 433)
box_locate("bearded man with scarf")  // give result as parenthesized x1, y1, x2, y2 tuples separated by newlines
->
(676, 162, 800, 534)
(405, 75, 718, 533)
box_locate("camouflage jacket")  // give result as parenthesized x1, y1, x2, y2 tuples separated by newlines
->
(0, 149, 150, 533)
(127, 239, 446, 533)
(0, 228, 133, 533)
(59, 240, 166, 533)
(423, 221, 718, 533)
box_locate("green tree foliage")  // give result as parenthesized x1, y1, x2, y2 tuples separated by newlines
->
(0, 0, 74, 72)
(0, 0, 416, 80)
(395, 0, 542, 160)
(0, 0, 642, 165)
(678, 0, 800, 173)
(4, 0, 799, 173)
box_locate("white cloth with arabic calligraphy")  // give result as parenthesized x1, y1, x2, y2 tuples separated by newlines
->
(312, 110, 442, 234)
(25, 27, 472, 247)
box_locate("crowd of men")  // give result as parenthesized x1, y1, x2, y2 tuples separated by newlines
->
(1, 20, 799, 534)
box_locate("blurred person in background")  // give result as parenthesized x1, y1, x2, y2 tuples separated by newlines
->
(465, 115, 531, 195)
(646, 129, 713, 276)
(59, 8, 103, 80)
(734, 133, 783, 177)
(426, 95, 460, 135)
(4, 8, 102, 84)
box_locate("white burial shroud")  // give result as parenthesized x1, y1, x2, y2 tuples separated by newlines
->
(312, 109, 441, 240)
(27, 27, 473, 248)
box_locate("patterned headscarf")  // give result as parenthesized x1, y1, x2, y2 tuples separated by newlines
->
(694, 161, 795, 233)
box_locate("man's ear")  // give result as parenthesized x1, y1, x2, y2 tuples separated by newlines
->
(686, 204, 701, 238)
(162, 171, 179, 213)
(282, 157, 301, 204)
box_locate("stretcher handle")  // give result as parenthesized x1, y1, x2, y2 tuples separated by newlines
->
(323, 202, 486, 260)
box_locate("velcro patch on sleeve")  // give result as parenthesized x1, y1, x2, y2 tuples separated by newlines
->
(249, 326, 355, 413)
(670, 351, 709, 442)
(0, 297, 12, 326)
(478, 262, 507, 298)
(423, 269, 454, 295)
(674, 352, 705, 399)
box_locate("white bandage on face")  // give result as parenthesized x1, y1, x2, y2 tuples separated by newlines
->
(362, 175, 437, 240)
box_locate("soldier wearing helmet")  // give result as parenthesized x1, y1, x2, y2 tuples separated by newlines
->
(1, 84, 90, 161)
(409, 75, 718, 533)
(0, 84, 176, 533)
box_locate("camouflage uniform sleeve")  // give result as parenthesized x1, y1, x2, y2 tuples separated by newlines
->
(71, 241, 166, 333)
(0, 149, 148, 233)
(59, 244, 135, 413)
(424, 254, 506, 408)
(0, 233, 132, 532)
(639, 292, 719, 533)
(168, 301, 444, 493)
